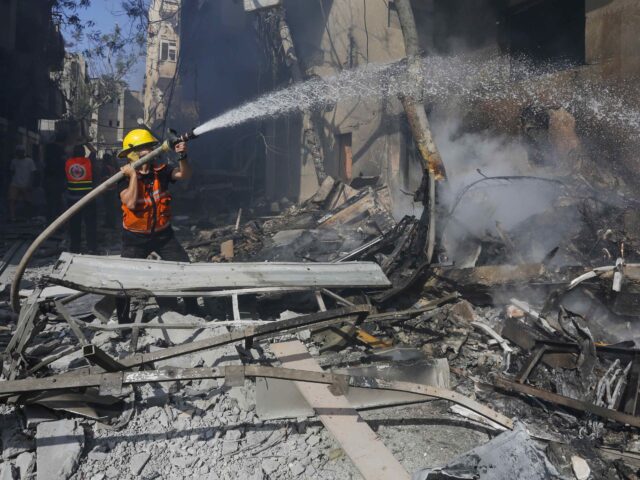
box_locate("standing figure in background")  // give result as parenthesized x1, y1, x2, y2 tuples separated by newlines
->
(43, 135, 67, 224)
(8, 145, 36, 222)
(65, 145, 98, 253)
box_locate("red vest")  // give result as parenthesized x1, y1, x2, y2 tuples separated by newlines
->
(65, 157, 93, 193)
(121, 165, 172, 234)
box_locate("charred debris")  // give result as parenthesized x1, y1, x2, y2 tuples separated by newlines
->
(3, 166, 640, 479)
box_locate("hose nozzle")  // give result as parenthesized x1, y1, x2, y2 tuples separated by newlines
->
(167, 128, 198, 147)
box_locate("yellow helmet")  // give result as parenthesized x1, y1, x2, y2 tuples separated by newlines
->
(118, 129, 159, 160)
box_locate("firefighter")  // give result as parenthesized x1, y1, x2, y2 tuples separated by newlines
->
(65, 145, 98, 253)
(116, 128, 198, 322)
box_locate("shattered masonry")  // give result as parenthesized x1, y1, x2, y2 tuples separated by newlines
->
(5, 170, 640, 479)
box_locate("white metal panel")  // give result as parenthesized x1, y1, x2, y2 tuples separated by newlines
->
(47, 253, 391, 293)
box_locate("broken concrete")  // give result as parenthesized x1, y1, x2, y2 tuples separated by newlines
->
(35, 420, 84, 480)
(1, 417, 33, 460)
(14, 452, 34, 480)
(0, 463, 17, 480)
(129, 452, 151, 476)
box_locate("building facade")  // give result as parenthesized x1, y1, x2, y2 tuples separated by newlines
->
(40, 53, 93, 144)
(143, 0, 182, 133)
(91, 85, 144, 156)
(169, 0, 640, 206)
(0, 0, 64, 179)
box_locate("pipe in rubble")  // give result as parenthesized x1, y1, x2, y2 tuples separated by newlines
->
(394, 0, 445, 180)
(400, 97, 446, 181)
(394, 0, 445, 263)
(10, 141, 174, 312)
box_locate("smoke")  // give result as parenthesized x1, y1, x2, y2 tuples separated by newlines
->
(434, 116, 575, 266)
(187, 51, 639, 266)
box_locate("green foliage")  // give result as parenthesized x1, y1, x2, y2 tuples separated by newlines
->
(51, 0, 94, 41)
(51, 0, 151, 121)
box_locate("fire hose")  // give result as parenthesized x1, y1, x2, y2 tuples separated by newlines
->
(10, 130, 198, 312)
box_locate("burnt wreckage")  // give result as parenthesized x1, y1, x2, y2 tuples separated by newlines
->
(3, 164, 640, 479)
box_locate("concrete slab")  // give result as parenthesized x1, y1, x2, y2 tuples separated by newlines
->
(36, 419, 84, 480)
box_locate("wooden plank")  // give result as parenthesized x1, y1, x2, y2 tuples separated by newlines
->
(129, 307, 145, 354)
(326, 182, 360, 210)
(271, 340, 410, 480)
(231, 294, 240, 321)
(320, 193, 376, 227)
(0, 241, 23, 277)
(46, 253, 391, 294)
(0, 240, 28, 291)
(434, 263, 546, 287)
(54, 300, 88, 346)
(314, 291, 327, 311)
(309, 176, 336, 204)
(4, 287, 42, 379)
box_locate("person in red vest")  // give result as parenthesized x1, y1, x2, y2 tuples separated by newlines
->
(65, 144, 98, 253)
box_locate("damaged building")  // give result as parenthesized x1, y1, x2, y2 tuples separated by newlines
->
(2, 0, 640, 479)
(0, 0, 65, 194)
(164, 0, 640, 206)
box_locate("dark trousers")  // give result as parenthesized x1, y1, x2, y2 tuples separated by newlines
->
(116, 228, 198, 323)
(66, 195, 98, 253)
(44, 185, 63, 225)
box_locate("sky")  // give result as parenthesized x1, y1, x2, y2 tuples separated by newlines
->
(63, 0, 146, 91)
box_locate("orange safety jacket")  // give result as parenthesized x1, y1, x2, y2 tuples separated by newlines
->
(65, 157, 93, 193)
(121, 164, 172, 234)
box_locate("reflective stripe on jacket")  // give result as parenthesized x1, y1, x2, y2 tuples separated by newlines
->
(65, 157, 93, 193)
(121, 164, 172, 234)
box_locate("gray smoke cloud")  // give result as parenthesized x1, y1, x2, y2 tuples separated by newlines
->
(433, 117, 574, 266)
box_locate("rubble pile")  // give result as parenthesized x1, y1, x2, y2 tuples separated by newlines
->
(4, 173, 640, 479)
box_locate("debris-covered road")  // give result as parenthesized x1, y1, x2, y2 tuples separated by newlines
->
(3, 171, 640, 480)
